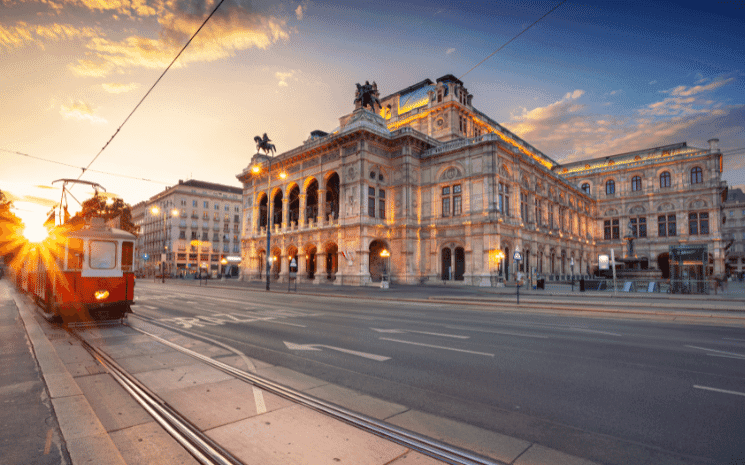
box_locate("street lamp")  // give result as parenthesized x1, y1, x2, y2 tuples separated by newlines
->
(380, 249, 390, 281)
(570, 257, 575, 292)
(151, 204, 179, 283)
(252, 155, 287, 291)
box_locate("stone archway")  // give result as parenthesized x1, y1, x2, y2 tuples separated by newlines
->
(369, 240, 388, 282)
(305, 245, 317, 279)
(325, 243, 338, 280)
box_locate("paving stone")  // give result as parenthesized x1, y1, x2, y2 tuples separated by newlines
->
(390, 451, 447, 464)
(75, 373, 153, 432)
(160, 378, 294, 431)
(114, 350, 197, 374)
(386, 409, 531, 464)
(207, 404, 408, 465)
(109, 421, 199, 465)
(256, 365, 328, 391)
(514, 444, 600, 465)
(133, 362, 233, 392)
(64, 433, 127, 465)
(51, 395, 108, 440)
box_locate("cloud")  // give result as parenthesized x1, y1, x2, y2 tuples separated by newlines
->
(504, 84, 744, 163)
(0, 22, 99, 50)
(7, 0, 291, 77)
(649, 80, 657, 85)
(102, 82, 140, 93)
(59, 100, 107, 124)
(667, 77, 734, 97)
(446, 47, 455, 55)
(295, 4, 303, 20)
(275, 70, 296, 86)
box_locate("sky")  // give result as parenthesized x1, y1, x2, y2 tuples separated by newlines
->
(1, 0, 743, 228)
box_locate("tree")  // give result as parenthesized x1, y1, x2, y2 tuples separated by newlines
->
(67, 195, 139, 236)
(0, 189, 23, 262)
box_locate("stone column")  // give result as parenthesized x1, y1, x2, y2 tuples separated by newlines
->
(282, 197, 289, 230)
(317, 189, 327, 225)
(299, 193, 307, 228)
(314, 251, 326, 284)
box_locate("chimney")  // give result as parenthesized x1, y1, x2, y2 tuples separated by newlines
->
(708, 138, 719, 152)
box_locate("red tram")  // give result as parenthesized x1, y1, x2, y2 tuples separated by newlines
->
(16, 216, 136, 322)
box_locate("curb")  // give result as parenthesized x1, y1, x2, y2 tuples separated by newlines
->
(12, 292, 127, 465)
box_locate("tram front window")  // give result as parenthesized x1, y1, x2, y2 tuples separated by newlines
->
(90, 241, 117, 269)
(121, 241, 134, 271)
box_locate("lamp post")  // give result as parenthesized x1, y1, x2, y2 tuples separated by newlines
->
(252, 152, 286, 291)
(151, 204, 179, 283)
(380, 249, 390, 281)
(571, 257, 575, 292)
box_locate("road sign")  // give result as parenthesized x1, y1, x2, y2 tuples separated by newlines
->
(513, 251, 522, 261)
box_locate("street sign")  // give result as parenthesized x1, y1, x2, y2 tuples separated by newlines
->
(598, 254, 609, 270)
(513, 251, 522, 261)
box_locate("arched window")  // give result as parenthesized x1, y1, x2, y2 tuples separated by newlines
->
(660, 171, 671, 188)
(581, 183, 590, 194)
(631, 176, 642, 192)
(690, 167, 703, 184)
(606, 180, 615, 195)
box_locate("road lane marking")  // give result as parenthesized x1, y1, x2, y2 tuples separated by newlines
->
(379, 337, 495, 357)
(262, 320, 306, 327)
(693, 385, 745, 397)
(283, 341, 390, 361)
(371, 328, 469, 339)
(723, 337, 745, 342)
(141, 305, 158, 310)
(444, 325, 548, 339)
(707, 354, 745, 360)
(686, 345, 745, 359)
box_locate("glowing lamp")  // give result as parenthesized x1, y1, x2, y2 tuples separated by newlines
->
(94, 290, 110, 301)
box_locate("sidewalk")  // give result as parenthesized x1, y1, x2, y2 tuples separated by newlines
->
(2, 278, 606, 465)
(0, 281, 69, 464)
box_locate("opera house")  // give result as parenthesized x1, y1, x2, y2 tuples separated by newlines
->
(237, 75, 727, 286)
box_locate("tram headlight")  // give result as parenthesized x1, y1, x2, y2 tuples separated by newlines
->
(94, 290, 110, 301)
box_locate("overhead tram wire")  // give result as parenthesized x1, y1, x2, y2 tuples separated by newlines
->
(459, 0, 567, 80)
(0, 148, 172, 185)
(77, 0, 229, 181)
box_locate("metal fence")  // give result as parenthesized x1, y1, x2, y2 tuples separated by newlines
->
(532, 276, 745, 295)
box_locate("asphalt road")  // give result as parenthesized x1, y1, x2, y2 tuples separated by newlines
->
(130, 281, 745, 465)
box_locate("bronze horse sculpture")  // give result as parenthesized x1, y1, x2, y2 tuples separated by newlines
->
(354, 81, 380, 111)
(254, 133, 276, 156)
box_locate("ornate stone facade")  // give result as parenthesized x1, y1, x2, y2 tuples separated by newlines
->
(237, 75, 727, 286)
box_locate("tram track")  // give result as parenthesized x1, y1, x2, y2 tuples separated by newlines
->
(73, 313, 501, 465)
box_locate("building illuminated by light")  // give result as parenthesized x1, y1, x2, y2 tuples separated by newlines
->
(133, 179, 242, 277)
(237, 75, 727, 286)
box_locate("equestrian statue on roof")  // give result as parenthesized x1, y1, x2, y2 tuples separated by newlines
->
(354, 81, 381, 112)
(254, 133, 276, 156)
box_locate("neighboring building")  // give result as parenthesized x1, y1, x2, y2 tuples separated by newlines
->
(236, 75, 727, 286)
(723, 187, 745, 278)
(133, 180, 243, 277)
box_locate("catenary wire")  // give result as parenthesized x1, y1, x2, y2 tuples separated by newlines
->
(77, 0, 229, 181)
(0, 148, 172, 185)
(460, 0, 567, 80)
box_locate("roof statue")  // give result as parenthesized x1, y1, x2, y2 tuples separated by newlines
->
(254, 133, 276, 156)
(354, 81, 381, 112)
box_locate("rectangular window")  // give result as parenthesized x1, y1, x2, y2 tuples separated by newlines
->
(193, 200, 197, 207)
(498, 183, 510, 216)
(630, 217, 647, 238)
(453, 195, 462, 216)
(203, 201, 208, 208)
(520, 192, 528, 221)
(378, 189, 386, 218)
(689, 212, 709, 235)
(89, 241, 117, 269)
(535, 199, 542, 225)
(442, 197, 450, 217)
(368, 186, 375, 217)
(604, 220, 611, 240)
(612, 219, 619, 239)
(121, 241, 134, 272)
(67, 238, 84, 270)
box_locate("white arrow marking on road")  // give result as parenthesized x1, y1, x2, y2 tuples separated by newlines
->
(379, 337, 495, 357)
(283, 341, 390, 361)
(371, 328, 469, 339)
